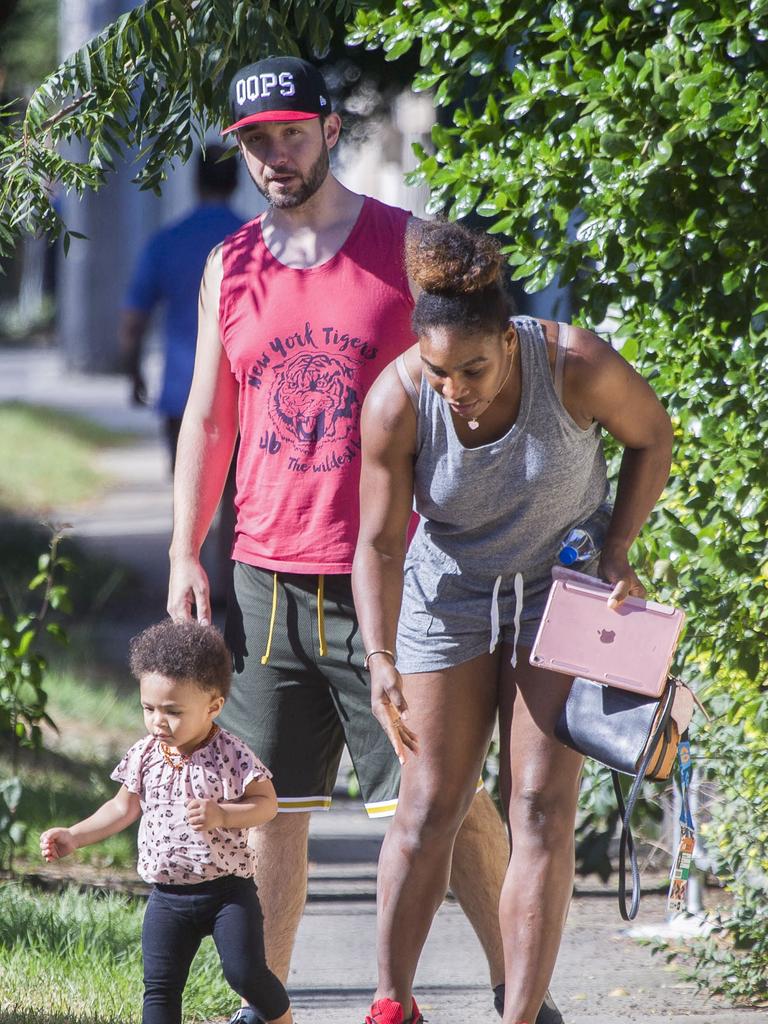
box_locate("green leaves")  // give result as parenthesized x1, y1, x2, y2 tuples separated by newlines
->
(0, 0, 354, 255)
(1, 525, 72, 870)
(669, 525, 699, 553)
(350, 0, 768, 1000)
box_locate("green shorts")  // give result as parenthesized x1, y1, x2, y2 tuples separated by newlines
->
(220, 563, 400, 818)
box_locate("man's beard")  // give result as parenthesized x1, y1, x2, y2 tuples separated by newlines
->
(254, 145, 330, 209)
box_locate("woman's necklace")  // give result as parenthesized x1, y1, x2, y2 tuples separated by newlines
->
(467, 347, 516, 430)
(159, 723, 219, 773)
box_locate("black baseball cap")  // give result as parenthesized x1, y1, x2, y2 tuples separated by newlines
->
(223, 56, 331, 134)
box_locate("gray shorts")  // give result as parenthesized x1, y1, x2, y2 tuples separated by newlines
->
(396, 553, 599, 675)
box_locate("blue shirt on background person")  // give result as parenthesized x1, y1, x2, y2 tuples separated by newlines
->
(121, 145, 242, 470)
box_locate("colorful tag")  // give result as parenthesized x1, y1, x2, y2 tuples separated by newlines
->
(668, 738, 696, 912)
(667, 824, 695, 912)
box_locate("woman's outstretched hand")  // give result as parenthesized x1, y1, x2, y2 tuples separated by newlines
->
(369, 659, 419, 764)
(599, 544, 646, 610)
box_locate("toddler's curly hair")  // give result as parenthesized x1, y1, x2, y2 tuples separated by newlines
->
(129, 620, 232, 698)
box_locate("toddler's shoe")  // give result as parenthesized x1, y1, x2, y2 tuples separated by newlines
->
(493, 984, 564, 1024)
(364, 996, 423, 1024)
(228, 1009, 265, 1024)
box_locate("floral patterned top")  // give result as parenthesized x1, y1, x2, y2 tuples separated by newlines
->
(111, 727, 271, 884)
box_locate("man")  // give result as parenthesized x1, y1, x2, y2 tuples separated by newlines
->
(121, 145, 241, 471)
(167, 55, 562, 1024)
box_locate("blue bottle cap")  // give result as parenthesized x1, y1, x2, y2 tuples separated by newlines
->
(559, 545, 579, 565)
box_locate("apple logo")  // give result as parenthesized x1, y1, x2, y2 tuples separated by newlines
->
(598, 629, 616, 644)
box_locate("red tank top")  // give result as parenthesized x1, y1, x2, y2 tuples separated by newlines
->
(219, 196, 415, 573)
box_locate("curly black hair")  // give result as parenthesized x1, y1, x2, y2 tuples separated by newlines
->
(129, 620, 232, 699)
(406, 220, 514, 336)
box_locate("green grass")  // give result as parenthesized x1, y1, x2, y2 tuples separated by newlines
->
(0, 400, 130, 514)
(3, 668, 144, 868)
(0, 883, 235, 1022)
(5, 753, 139, 869)
(46, 668, 144, 744)
(0, 516, 136, 620)
(0, 1012, 129, 1024)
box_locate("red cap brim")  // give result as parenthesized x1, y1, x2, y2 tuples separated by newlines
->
(222, 110, 320, 135)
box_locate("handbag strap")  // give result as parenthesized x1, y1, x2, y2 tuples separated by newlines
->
(613, 679, 678, 920)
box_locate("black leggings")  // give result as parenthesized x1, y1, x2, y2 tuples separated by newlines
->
(141, 875, 289, 1024)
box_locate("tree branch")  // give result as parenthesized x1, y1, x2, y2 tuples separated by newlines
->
(40, 89, 97, 134)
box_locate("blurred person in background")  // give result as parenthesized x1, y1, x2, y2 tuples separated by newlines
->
(121, 144, 242, 472)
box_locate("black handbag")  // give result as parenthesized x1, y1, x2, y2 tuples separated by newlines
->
(555, 674, 689, 920)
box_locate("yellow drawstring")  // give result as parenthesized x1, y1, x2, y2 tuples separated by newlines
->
(260, 572, 279, 665)
(317, 574, 328, 657)
(260, 572, 327, 664)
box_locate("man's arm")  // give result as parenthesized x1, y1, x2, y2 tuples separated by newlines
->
(168, 243, 239, 625)
(119, 308, 151, 405)
(121, 235, 162, 406)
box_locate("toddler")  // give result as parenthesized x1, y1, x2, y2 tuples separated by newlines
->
(40, 619, 292, 1024)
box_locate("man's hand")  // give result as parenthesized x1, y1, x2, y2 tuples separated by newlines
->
(131, 372, 149, 406)
(40, 827, 77, 861)
(186, 798, 224, 831)
(168, 555, 212, 625)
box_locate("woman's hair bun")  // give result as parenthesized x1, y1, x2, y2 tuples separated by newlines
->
(405, 220, 503, 295)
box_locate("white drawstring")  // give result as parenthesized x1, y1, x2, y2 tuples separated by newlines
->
(489, 571, 524, 666)
(511, 571, 524, 668)
(489, 575, 503, 653)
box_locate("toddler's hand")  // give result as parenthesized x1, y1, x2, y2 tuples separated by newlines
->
(40, 828, 77, 861)
(186, 798, 224, 831)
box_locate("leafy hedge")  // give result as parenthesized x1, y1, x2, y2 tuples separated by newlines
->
(349, 0, 768, 1001)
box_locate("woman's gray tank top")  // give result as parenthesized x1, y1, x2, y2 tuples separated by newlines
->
(403, 316, 609, 593)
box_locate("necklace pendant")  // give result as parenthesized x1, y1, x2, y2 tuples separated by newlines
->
(468, 418, 480, 430)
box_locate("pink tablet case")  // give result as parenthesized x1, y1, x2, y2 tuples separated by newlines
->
(529, 568, 685, 697)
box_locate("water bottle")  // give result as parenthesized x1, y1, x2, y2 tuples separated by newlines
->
(557, 503, 612, 566)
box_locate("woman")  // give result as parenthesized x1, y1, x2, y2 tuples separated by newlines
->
(351, 221, 673, 1024)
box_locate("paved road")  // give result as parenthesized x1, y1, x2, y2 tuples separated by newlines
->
(285, 806, 761, 1024)
(3, 347, 765, 1024)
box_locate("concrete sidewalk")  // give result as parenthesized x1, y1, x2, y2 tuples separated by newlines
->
(2, 347, 764, 1024)
(289, 804, 758, 1024)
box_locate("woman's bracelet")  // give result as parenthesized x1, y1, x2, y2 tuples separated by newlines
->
(364, 649, 395, 671)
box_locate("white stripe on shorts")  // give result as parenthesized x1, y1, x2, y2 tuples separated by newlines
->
(276, 795, 332, 812)
(365, 777, 485, 819)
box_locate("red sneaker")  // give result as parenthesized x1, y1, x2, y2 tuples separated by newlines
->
(364, 997, 424, 1024)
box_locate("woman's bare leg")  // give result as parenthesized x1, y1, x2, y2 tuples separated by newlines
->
(497, 647, 582, 1024)
(374, 651, 499, 1012)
